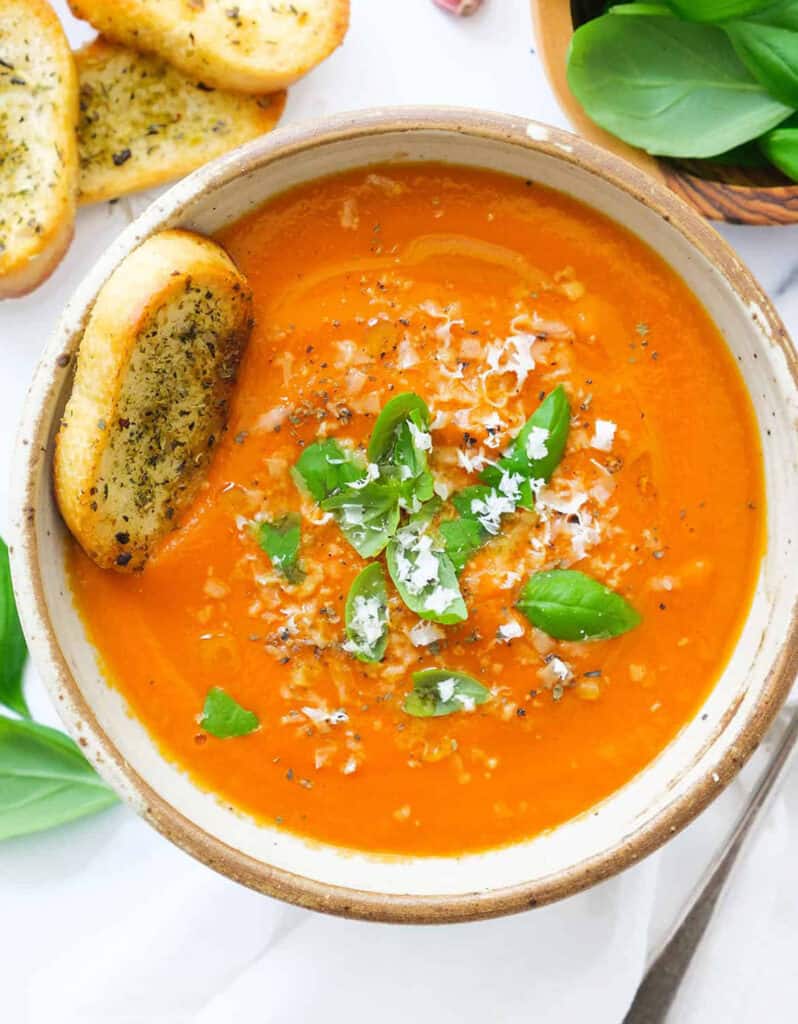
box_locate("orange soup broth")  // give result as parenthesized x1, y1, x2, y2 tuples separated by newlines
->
(68, 165, 765, 856)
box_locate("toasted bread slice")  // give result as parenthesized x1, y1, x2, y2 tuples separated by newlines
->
(68, 0, 349, 93)
(0, 0, 78, 298)
(76, 38, 286, 205)
(55, 230, 253, 572)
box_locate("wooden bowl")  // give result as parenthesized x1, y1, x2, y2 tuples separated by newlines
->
(10, 109, 798, 922)
(531, 0, 798, 225)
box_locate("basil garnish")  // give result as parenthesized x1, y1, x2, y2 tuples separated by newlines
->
(293, 394, 438, 558)
(403, 668, 490, 718)
(368, 392, 434, 509)
(439, 516, 486, 575)
(292, 439, 365, 502)
(200, 686, 260, 738)
(0, 717, 117, 840)
(254, 514, 304, 583)
(386, 521, 467, 625)
(482, 385, 570, 506)
(443, 389, 570, 573)
(0, 538, 28, 717)
(344, 563, 389, 662)
(516, 569, 641, 641)
(368, 392, 431, 463)
(322, 481, 401, 558)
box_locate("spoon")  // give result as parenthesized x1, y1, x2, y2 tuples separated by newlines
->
(624, 707, 798, 1023)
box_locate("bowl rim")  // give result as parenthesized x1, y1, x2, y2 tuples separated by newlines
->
(10, 106, 798, 923)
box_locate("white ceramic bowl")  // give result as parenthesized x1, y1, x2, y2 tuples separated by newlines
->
(10, 109, 798, 922)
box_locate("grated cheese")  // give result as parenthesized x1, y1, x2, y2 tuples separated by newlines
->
(498, 619, 524, 641)
(525, 425, 550, 460)
(407, 420, 432, 451)
(408, 621, 445, 647)
(591, 419, 617, 452)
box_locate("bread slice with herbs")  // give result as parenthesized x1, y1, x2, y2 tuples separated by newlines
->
(68, 0, 350, 93)
(0, 0, 78, 298)
(55, 229, 253, 572)
(76, 38, 286, 205)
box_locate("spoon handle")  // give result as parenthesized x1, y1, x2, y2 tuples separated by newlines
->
(623, 707, 798, 1024)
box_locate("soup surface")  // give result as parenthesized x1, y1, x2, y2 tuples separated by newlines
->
(69, 164, 764, 856)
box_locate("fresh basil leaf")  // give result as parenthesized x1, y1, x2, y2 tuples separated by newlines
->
(517, 569, 641, 641)
(567, 15, 793, 157)
(759, 119, 798, 180)
(0, 717, 117, 840)
(482, 385, 570, 506)
(344, 563, 389, 662)
(292, 439, 364, 503)
(440, 516, 487, 574)
(367, 393, 431, 462)
(386, 523, 467, 624)
(403, 668, 491, 718)
(368, 393, 435, 509)
(322, 481, 401, 558)
(200, 686, 259, 738)
(254, 514, 304, 583)
(744, 0, 798, 31)
(726, 17, 798, 107)
(668, 0, 775, 22)
(0, 538, 28, 718)
(610, 3, 674, 14)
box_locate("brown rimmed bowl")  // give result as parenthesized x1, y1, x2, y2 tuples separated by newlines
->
(10, 108, 798, 923)
(531, 0, 798, 226)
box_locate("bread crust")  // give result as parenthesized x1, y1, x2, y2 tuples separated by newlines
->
(76, 38, 286, 205)
(0, 0, 79, 298)
(54, 229, 253, 571)
(68, 0, 350, 93)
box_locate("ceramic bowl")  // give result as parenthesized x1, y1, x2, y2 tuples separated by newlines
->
(10, 109, 798, 923)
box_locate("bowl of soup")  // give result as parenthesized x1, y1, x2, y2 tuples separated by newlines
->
(11, 109, 798, 922)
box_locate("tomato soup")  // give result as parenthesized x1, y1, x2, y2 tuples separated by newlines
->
(68, 165, 765, 856)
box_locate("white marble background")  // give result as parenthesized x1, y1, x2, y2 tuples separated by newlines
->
(1, 2, 796, 1022)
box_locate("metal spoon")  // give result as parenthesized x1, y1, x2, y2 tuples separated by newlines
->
(624, 707, 798, 1024)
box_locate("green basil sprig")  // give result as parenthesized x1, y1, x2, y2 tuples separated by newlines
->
(293, 395, 436, 558)
(322, 481, 401, 558)
(200, 687, 260, 738)
(386, 520, 467, 625)
(567, 15, 793, 158)
(0, 538, 28, 717)
(0, 717, 118, 840)
(482, 385, 570, 507)
(368, 392, 435, 509)
(443, 388, 570, 572)
(404, 668, 491, 718)
(517, 569, 641, 641)
(292, 439, 365, 502)
(254, 514, 304, 583)
(439, 515, 486, 575)
(344, 563, 390, 662)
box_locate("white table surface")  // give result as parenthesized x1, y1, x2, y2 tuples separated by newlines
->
(1, 2, 797, 1022)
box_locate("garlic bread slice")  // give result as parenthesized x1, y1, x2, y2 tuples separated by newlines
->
(76, 38, 286, 205)
(55, 230, 253, 572)
(68, 0, 350, 93)
(0, 0, 78, 298)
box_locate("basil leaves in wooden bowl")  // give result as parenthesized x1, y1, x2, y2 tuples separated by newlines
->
(533, 0, 798, 223)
